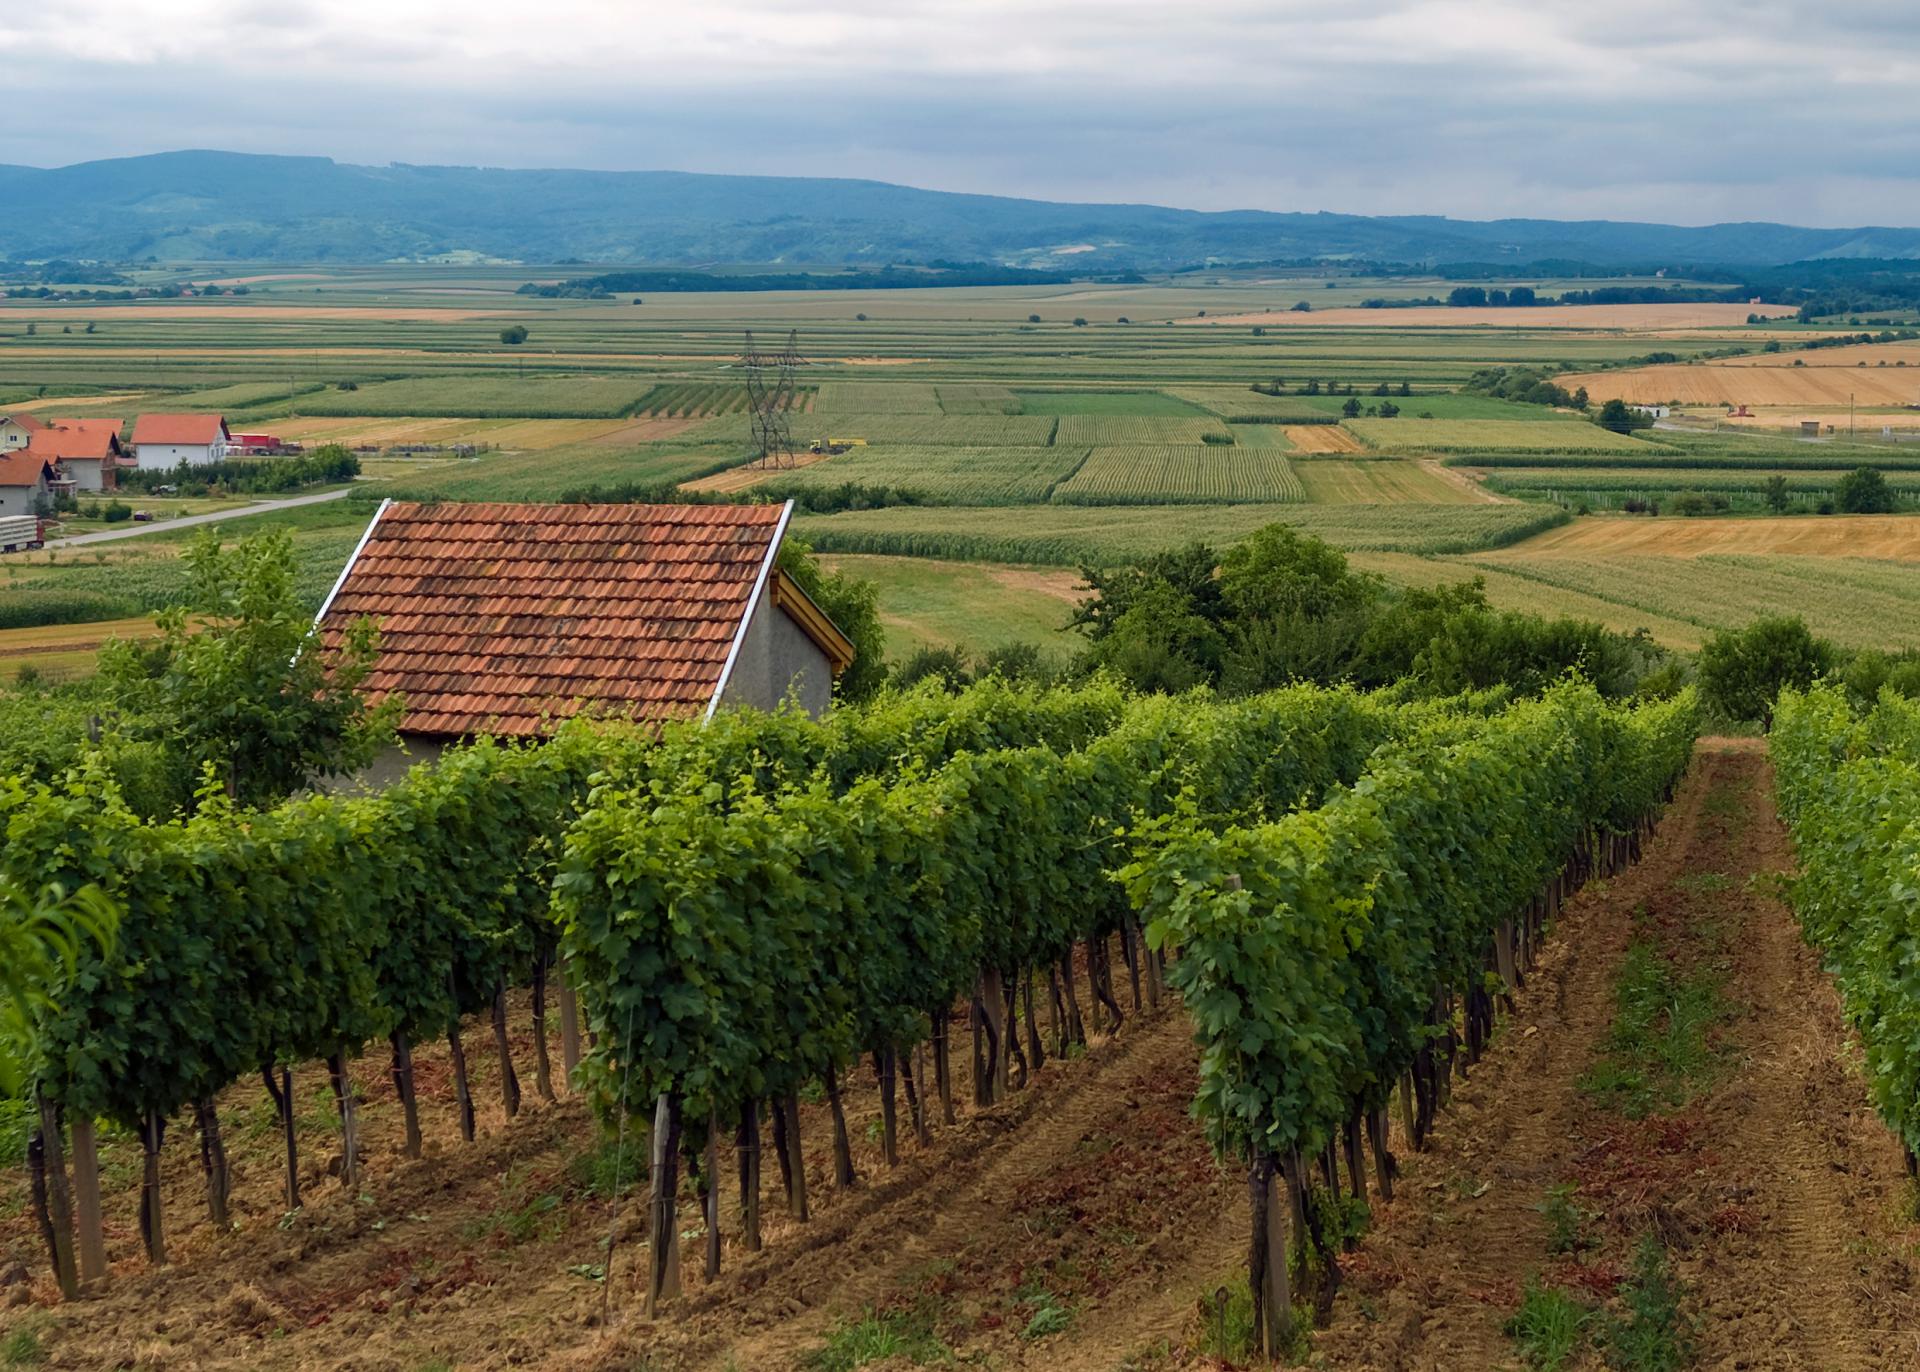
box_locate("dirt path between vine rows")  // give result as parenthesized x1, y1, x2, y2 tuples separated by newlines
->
(1313, 742, 1920, 1371)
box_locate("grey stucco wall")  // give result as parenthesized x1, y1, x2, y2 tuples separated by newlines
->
(319, 736, 449, 795)
(0, 482, 43, 517)
(717, 598, 834, 718)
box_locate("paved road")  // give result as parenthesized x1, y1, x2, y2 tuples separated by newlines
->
(40, 486, 360, 550)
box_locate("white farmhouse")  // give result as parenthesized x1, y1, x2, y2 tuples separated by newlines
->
(130, 413, 230, 470)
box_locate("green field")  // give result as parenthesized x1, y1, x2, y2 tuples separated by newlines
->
(769, 445, 1088, 505)
(1050, 446, 1304, 504)
(794, 501, 1567, 564)
(3, 261, 1914, 663)
(291, 375, 659, 418)
(1449, 552, 1920, 649)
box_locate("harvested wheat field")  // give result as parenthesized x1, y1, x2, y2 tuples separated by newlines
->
(1560, 364, 1920, 408)
(1716, 341, 1920, 368)
(1482, 513, 1920, 560)
(0, 305, 513, 322)
(1285, 424, 1366, 453)
(681, 452, 834, 492)
(1181, 303, 1796, 329)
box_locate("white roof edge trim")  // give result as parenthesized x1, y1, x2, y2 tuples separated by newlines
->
(703, 499, 794, 726)
(313, 498, 391, 629)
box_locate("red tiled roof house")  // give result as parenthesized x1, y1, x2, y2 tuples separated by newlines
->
(28, 419, 127, 492)
(130, 413, 230, 470)
(0, 449, 56, 517)
(315, 499, 854, 778)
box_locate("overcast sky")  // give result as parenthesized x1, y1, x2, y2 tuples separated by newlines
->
(3, 0, 1915, 226)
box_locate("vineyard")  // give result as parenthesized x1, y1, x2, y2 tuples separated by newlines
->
(2, 676, 1698, 1361)
(1774, 686, 1920, 1166)
(1049, 445, 1306, 504)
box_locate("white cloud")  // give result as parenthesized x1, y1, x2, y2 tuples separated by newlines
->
(0, 0, 1915, 223)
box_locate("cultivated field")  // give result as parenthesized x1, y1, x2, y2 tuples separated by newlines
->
(1, 260, 1915, 664)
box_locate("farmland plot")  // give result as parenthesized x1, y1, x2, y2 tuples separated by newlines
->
(936, 383, 1021, 414)
(1053, 414, 1234, 446)
(1014, 389, 1209, 416)
(816, 381, 942, 412)
(1455, 552, 1920, 649)
(1560, 363, 1920, 409)
(794, 501, 1568, 564)
(292, 375, 658, 417)
(767, 444, 1087, 505)
(1349, 418, 1666, 454)
(690, 411, 1059, 446)
(1050, 445, 1304, 504)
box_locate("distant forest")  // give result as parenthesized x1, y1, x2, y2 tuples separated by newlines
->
(517, 264, 1091, 297)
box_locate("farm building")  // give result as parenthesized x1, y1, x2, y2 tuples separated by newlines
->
(0, 413, 46, 451)
(316, 499, 853, 783)
(129, 413, 230, 470)
(0, 449, 55, 516)
(28, 419, 126, 492)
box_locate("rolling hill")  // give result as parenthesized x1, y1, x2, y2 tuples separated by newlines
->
(6, 150, 1920, 268)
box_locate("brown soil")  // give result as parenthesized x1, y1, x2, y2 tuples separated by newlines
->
(680, 451, 836, 493)
(1312, 743, 1920, 1370)
(0, 977, 1239, 1371)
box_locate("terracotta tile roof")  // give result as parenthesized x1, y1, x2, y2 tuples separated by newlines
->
(0, 449, 53, 488)
(28, 419, 124, 463)
(2, 413, 47, 433)
(317, 500, 795, 738)
(130, 413, 228, 446)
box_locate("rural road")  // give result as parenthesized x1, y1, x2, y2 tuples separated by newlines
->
(41, 486, 359, 550)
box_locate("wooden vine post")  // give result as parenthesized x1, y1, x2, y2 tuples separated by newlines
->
(140, 1112, 167, 1266)
(327, 1052, 360, 1187)
(263, 1065, 301, 1208)
(69, 1114, 108, 1287)
(736, 1100, 763, 1251)
(557, 955, 582, 1083)
(490, 983, 521, 1119)
(194, 1096, 232, 1228)
(1247, 1153, 1292, 1359)
(824, 1064, 857, 1187)
(530, 956, 556, 1104)
(781, 1094, 810, 1220)
(643, 1094, 683, 1316)
(32, 1095, 78, 1299)
(389, 1032, 423, 1159)
(704, 1110, 722, 1281)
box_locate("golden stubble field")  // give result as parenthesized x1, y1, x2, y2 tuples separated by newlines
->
(1182, 302, 1796, 329)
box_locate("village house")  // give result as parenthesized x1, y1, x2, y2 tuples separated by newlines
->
(28, 419, 126, 492)
(0, 449, 56, 517)
(129, 413, 229, 470)
(0, 413, 47, 451)
(315, 499, 854, 785)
